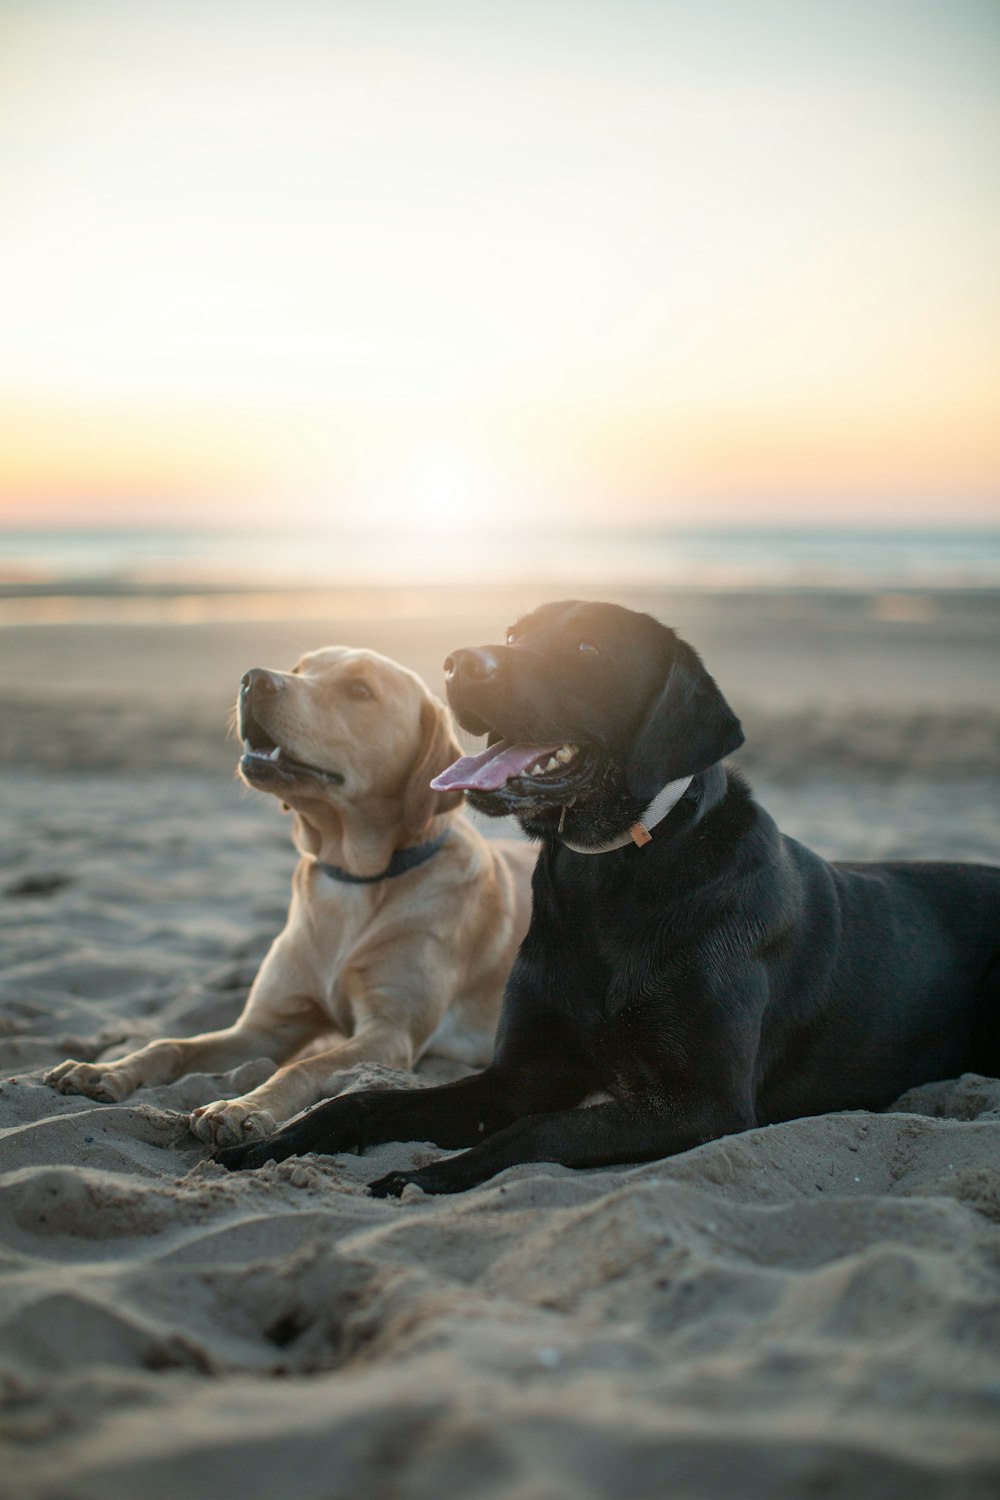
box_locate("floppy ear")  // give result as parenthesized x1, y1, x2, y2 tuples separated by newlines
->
(625, 637, 744, 801)
(402, 696, 464, 835)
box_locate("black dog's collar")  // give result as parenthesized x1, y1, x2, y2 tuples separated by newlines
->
(560, 775, 693, 854)
(316, 831, 451, 885)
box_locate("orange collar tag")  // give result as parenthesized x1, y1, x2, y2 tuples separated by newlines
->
(560, 775, 692, 855)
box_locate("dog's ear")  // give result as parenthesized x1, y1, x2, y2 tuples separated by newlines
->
(625, 637, 743, 801)
(403, 696, 464, 835)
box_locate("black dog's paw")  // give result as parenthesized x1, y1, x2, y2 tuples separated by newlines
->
(215, 1095, 366, 1171)
(214, 1132, 300, 1171)
(368, 1168, 423, 1199)
(368, 1158, 477, 1198)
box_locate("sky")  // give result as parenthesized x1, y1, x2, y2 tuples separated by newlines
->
(0, 0, 998, 534)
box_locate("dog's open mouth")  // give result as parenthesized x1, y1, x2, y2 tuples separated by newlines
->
(431, 738, 594, 808)
(239, 709, 343, 787)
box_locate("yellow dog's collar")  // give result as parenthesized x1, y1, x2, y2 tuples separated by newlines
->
(317, 830, 451, 884)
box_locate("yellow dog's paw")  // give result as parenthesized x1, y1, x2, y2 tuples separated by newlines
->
(43, 1059, 134, 1103)
(189, 1099, 279, 1149)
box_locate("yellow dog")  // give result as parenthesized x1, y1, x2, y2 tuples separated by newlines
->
(47, 646, 535, 1148)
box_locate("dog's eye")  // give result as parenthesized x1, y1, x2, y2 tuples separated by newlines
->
(577, 641, 602, 656)
(505, 630, 517, 646)
(346, 680, 373, 700)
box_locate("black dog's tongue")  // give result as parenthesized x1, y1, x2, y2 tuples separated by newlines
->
(431, 740, 562, 793)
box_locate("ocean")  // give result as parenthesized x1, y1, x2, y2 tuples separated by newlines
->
(3, 524, 999, 598)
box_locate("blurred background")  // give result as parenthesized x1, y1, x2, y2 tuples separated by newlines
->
(0, 0, 997, 846)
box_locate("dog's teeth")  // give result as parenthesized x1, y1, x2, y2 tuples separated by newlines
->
(556, 745, 576, 763)
(545, 756, 560, 772)
(529, 761, 545, 776)
(242, 739, 281, 762)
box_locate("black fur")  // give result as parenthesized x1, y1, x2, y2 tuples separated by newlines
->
(217, 601, 1000, 1195)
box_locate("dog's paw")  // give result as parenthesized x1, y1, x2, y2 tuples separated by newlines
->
(214, 1095, 365, 1171)
(43, 1059, 134, 1103)
(368, 1169, 421, 1199)
(214, 1129, 301, 1172)
(368, 1165, 463, 1199)
(368, 1150, 488, 1199)
(189, 1099, 279, 1149)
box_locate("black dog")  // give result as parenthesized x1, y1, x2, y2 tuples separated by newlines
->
(218, 600, 1000, 1194)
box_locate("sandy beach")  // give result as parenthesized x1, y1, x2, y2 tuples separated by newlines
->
(2, 585, 999, 1499)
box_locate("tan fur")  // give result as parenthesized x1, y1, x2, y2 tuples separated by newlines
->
(46, 647, 535, 1148)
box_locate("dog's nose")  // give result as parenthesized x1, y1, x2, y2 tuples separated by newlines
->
(444, 647, 499, 684)
(241, 668, 282, 697)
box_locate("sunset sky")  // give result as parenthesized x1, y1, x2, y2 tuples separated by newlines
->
(0, 0, 998, 534)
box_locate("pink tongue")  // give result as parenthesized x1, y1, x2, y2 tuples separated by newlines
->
(431, 740, 562, 792)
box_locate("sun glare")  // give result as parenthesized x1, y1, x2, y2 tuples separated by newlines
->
(404, 451, 477, 533)
(355, 444, 510, 537)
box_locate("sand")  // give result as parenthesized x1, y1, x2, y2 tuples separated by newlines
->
(2, 587, 999, 1499)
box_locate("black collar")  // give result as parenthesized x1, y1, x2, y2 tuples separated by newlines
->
(316, 830, 451, 885)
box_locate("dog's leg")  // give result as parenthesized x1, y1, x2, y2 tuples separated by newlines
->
(196, 936, 508, 1146)
(214, 1054, 591, 1170)
(45, 934, 321, 1104)
(364, 964, 766, 1197)
(44, 1009, 319, 1105)
(369, 1092, 756, 1198)
(190, 1024, 418, 1148)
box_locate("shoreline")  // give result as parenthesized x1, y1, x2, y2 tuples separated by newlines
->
(3, 579, 999, 621)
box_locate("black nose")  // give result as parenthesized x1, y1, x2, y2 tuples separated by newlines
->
(444, 647, 500, 684)
(241, 668, 282, 698)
